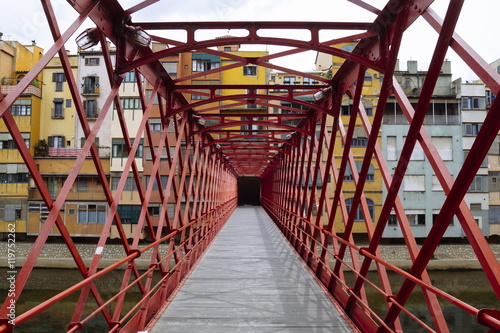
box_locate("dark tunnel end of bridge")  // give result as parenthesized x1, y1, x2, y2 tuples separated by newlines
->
(237, 177, 261, 206)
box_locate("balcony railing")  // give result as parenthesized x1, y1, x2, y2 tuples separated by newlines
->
(81, 84, 100, 96)
(44, 147, 110, 158)
(1, 84, 42, 98)
(383, 114, 460, 125)
(48, 147, 91, 157)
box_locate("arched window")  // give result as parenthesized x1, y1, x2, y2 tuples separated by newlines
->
(345, 197, 374, 221)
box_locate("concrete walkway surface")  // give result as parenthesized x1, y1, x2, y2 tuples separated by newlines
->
(149, 206, 353, 333)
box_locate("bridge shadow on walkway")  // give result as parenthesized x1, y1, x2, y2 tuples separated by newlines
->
(149, 206, 354, 333)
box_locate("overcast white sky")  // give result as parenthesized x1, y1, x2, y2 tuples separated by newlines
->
(1, 0, 498, 81)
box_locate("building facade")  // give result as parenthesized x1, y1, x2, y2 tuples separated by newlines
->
(0, 40, 43, 238)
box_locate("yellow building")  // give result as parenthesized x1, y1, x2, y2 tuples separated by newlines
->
(317, 41, 383, 234)
(0, 40, 43, 237)
(24, 52, 114, 238)
(39, 54, 78, 150)
(218, 40, 269, 134)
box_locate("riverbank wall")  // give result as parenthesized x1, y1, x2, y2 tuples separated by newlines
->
(1, 242, 499, 270)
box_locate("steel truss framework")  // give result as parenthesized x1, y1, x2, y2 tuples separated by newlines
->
(0, 0, 499, 332)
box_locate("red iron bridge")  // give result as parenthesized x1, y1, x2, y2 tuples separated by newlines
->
(1, 0, 499, 332)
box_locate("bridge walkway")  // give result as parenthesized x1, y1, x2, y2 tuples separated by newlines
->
(149, 206, 355, 333)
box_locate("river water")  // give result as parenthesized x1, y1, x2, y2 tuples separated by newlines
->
(0, 268, 498, 332)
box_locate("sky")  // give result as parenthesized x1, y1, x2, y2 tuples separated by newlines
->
(0, 0, 498, 82)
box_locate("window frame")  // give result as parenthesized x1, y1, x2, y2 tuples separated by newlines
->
(345, 197, 374, 221)
(243, 65, 257, 76)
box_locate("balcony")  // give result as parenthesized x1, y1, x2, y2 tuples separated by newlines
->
(383, 114, 460, 125)
(81, 84, 100, 96)
(48, 147, 92, 157)
(1, 78, 42, 98)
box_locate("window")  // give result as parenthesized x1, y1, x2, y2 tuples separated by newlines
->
(407, 210, 425, 225)
(77, 177, 88, 191)
(83, 99, 98, 118)
(11, 99, 32, 116)
(149, 119, 162, 132)
(432, 175, 443, 191)
(47, 177, 58, 197)
(146, 90, 159, 105)
(0, 133, 29, 150)
(123, 71, 136, 82)
(85, 57, 99, 66)
(52, 72, 66, 91)
(344, 161, 374, 181)
(470, 203, 482, 211)
(403, 175, 425, 191)
(243, 65, 257, 76)
(464, 150, 487, 167)
(78, 204, 106, 224)
(48, 135, 65, 148)
(306, 170, 329, 188)
(403, 136, 424, 160)
(111, 177, 138, 191)
(224, 47, 231, 51)
(82, 76, 99, 94)
(52, 99, 64, 119)
(461, 97, 480, 109)
(302, 77, 314, 85)
(112, 138, 143, 158)
(66, 99, 72, 108)
(341, 105, 351, 116)
(486, 90, 494, 106)
(192, 91, 209, 100)
(469, 175, 488, 192)
(15, 206, 22, 220)
(145, 146, 169, 160)
(79, 137, 99, 149)
(352, 137, 368, 147)
(388, 214, 398, 226)
(387, 136, 397, 161)
(463, 123, 482, 136)
(345, 197, 374, 221)
(161, 62, 178, 76)
(117, 205, 141, 224)
(431, 137, 452, 161)
(283, 76, 296, 85)
(403, 137, 425, 161)
(145, 175, 168, 190)
(120, 97, 141, 109)
(4, 205, 22, 222)
(341, 99, 373, 116)
(490, 172, 500, 191)
(432, 211, 454, 226)
(0, 173, 29, 183)
(148, 205, 161, 216)
(193, 55, 220, 72)
(364, 72, 372, 85)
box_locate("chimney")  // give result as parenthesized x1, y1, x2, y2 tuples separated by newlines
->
(0, 32, 3, 41)
(407, 60, 418, 74)
(441, 60, 451, 74)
